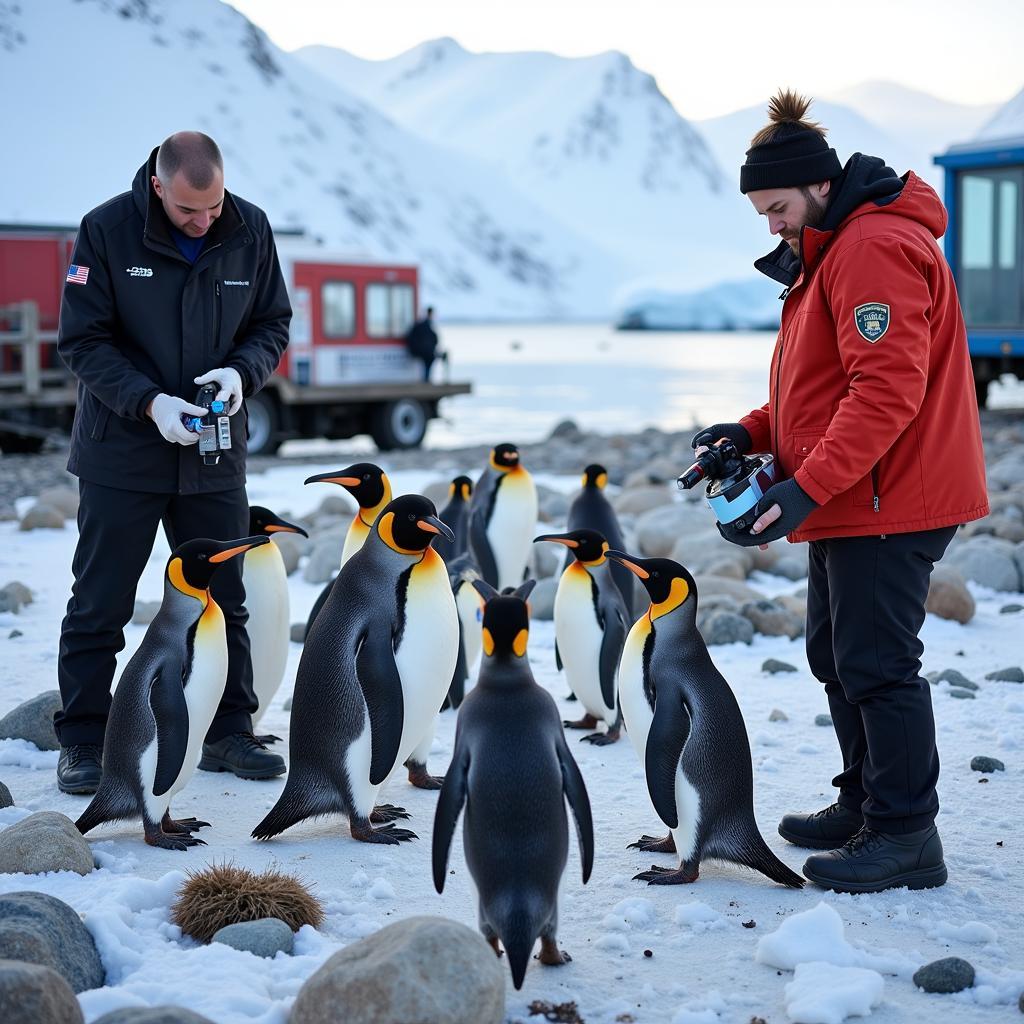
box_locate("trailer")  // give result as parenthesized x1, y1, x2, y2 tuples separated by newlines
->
(934, 136, 1024, 407)
(0, 225, 470, 454)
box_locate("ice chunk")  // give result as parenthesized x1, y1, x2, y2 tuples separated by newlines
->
(784, 962, 884, 1024)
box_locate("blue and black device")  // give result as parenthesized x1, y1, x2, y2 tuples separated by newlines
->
(677, 437, 776, 531)
(182, 382, 232, 466)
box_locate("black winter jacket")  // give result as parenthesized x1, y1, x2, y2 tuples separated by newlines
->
(58, 149, 291, 494)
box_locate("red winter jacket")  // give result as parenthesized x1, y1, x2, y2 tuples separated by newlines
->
(740, 165, 988, 543)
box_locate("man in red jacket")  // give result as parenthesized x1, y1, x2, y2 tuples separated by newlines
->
(692, 92, 988, 893)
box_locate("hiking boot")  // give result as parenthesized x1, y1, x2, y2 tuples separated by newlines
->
(778, 802, 864, 849)
(57, 744, 103, 795)
(802, 825, 947, 893)
(198, 732, 285, 780)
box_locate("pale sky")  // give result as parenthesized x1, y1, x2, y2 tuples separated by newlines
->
(230, 0, 1023, 119)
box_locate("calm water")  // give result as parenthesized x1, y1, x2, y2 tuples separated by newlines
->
(423, 324, 776, 447)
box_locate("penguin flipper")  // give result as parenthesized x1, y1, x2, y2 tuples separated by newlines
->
(556, 735, 595, 884)
(148, 668, 189, 797)
(645, 690, 691, 830)
(431, 742, 469, 894)
(598, 608, 626, 716)
(555, 638, 563, 673)
(469, 509, 499, 588)
(447, 620, 468, 710)
(356, 631, 406, 787)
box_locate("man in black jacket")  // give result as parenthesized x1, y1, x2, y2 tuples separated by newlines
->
(55, 132, 291, 793)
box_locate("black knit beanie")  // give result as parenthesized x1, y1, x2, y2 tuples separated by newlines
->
(740, 93, 843, 194)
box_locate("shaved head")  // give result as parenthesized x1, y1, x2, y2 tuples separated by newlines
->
(155, 131, 223, 190)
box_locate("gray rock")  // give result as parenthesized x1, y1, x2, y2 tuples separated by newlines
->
(769, 549, 809, 580)
(932, 669, 979, 691)
(271, 533, 304, 576)
(36, 487, 79, 519)
(548, 418, 583, 442)
(0, 782, 11, 808)
(131, 600, 162, 626)
(637, 504, 712, 558)
(925, 565, 975, 624)
(8, 630, 23, 639)
(536, 485, 570, 523)
(18, 505, 65, 532)
(763, 659, 798, 674)
(291, 915, 504, 1024)
(212, 917, 294, 958)
(694, 575, 765, 604)
(1001, 603, 1024, 614)
(699, 594, 741, 614)
(0, 891, 105, 993)
(317, 493, 355, 518)
(768, 709, 789, 722)
(913, 956, 976, 994)
(0, 691, 62, 750)
(614, 485, 676, 517)
(0, 812, 95, 876)
(0, 582, 33, 613)
(774, 593, 807, 620)
(987, 448, 1024, 491)
(985, 666, 1024, 683)
(970, 756, 1005, 773)
(945, 536, 1022, 592)
(740, 599, 804, 639)
(528, 578, 557, 621)
(527, 540, 562, 581)
(303, 541, 341, 585)
(697, 609, 754, 646)
(0, 960, 84, 1024)
(92, 1009, 216, 1024)
(948, 688, 976, 700)
(701, 556, 748, 581)
(623, 455, 686, 488)
(815, 714, 833, 727)
(290, 623, 306, 644)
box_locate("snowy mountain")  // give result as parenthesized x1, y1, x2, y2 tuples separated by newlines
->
(297, 38, 766, 288)
(975, 85, 1024, 141)
(0, 1, 625, 320)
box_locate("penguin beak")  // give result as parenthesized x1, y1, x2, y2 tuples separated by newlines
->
(265, 517, 309, 538)
(605, 549, 650, 579)
(533, 534, 578, 548)
(304, 470, 361, 488)
(416, 515, 455, 543)
(209, 535, 270, 563)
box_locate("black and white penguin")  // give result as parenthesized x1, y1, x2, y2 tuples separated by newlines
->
(433, 579, 594, 990)
(605, 550, 804, 887)
(252, 495, 459, 845)
(567, 464, 637, 617)
(434, 475, 473, 564)
(443, 548, 485, 711)
(244, 506, 308, 742)
(535, 529, 626, 744)
(76, 536, 269, 850)
(469, 444, 538, 590)
(303, 464, 392, 634)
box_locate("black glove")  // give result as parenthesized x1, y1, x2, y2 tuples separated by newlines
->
(691, 422, 752, 454)
(717, 478, 818, 547)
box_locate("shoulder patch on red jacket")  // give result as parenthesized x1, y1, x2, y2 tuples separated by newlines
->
(853, 302, 890, 343)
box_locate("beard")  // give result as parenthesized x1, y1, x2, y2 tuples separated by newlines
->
(784, 188, 829, 253)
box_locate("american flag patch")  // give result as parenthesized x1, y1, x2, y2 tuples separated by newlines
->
(66, 264, 90, 285)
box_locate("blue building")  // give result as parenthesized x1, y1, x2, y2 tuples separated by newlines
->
(934, 134, 1024, 407)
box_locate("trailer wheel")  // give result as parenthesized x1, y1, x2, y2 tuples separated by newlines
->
(246, 392, 281, 455)
(370, 398, 428, 451)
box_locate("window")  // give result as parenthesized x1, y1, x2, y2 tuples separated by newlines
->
(322, 281, 355, 338)
(366, 283, 416, 338)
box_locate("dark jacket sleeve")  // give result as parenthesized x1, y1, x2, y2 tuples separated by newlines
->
(225, 218, 291, 394)
(57, 216, 162, 420)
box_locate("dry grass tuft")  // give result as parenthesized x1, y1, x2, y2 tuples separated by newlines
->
(170, 861, 325, 942)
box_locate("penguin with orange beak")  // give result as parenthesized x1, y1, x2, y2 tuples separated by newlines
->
(76, 535, 269, 850)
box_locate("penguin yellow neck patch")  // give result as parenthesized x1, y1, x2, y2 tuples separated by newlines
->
(168, 558, 208, 604)
(377, 512, 422, 555)
(481, 628, 495, 657)
(512, 629, 528, 657)
(651, 576, 689, 620)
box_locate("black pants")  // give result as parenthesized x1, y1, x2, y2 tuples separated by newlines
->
(805, 526, 956, 834)
(55, 481, 256, 747)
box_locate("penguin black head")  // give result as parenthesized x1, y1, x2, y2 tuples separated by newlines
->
(169, 535, 270, 596)
(448, 475, 473, 501)
(581, 464, 608, 489)
(534, 528, 608, 565)
(248, 506, 309, 539)
(471, 579, 536, 659)
(605, 550, 697, 615)
(304, 463, 390, 510)
(376, 494, 454, 554)
(489, 444, 521, 472)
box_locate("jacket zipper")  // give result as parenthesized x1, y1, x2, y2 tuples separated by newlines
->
(871, 465, 880, 512)
(214, 280, 222, 353)
(772, 328, 785, 459)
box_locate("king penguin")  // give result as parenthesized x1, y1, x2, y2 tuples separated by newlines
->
(303, 463, 392, 634)
(535, 529, 626, 744)
(252, 495, 459, 845)
(434, 475, 473, 564)
(469, 444, 537, 590)
(605, 550, 804, 888)
(433, 579, 594, 990)
(442, 546, 485, 711)
(244, 506, 308, 742)
(77, 535, 269, 850)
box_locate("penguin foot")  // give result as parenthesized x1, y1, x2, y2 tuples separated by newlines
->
(562, 714, 599, 730)
(628, 834, 677, 853)
(255, 733, 282, 745)
(371, 804, 411, 823)
(565, 691, 578, 702)
(144, 829, 208, 851)
(162, 814, 211, 835)
(405, 761, 445, 790)
(535, 937, 572, 966)
(581, 728, 619, 746)
(349, 819, 418, 845)
(632, 864, 699, 885)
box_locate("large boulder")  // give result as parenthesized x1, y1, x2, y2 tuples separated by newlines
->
(528, 578, 557, 621)
(0, 891, 105, 993)
(290, 916, 504, 1024)
(694, 575, 764, 604)
(987, 448, 1024, 491)
(36, 487, 80, 519)
(0, 812, 94, 876)
(302, 536, 343, 585)
(536, 485, 570, 523)
(0, 960, 84, 1024)
(0, 691, 63, 750)
(93, 1010, 216, 1024)
(18, 505, 65, 531)
(0, 582, 33, 613)
(272, 533, 306, 576)
(697, 609, 754, 646)
(740, 599, 804, 639)
(635, 504, 711, 558)
(0, 782, 12, 808)
(925, 565, 975, 624)
(613, 485, 676, 518)
(945, 536, 1022, 593)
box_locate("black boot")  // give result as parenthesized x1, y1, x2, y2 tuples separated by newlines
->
(199, 732, 286, 780)
(57, 744, 103, 795)
(802, 825, 947, 893)
(778, 802, 864, 849)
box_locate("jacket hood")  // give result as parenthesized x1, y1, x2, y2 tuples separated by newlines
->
(753, 154, 945, 288)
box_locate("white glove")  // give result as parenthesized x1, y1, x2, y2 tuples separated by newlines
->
(194, 366, 244, 415)
(148, 393, 207, 446)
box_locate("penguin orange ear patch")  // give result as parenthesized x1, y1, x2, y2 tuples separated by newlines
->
(513, 629, 529, 657)
(482, 628, 495, 657)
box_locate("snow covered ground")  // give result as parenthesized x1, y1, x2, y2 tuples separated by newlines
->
(1, 461, 1022, 1023)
